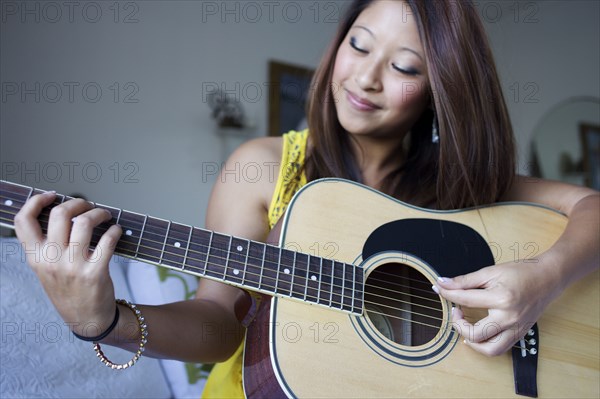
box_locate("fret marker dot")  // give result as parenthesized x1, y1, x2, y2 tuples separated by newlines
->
(125, 230, 133, 236)
(236, 245, 243, 252)
(284, 268, 290, 275)
(174, 242, 181, 248)
(311, 275, 318, 281)
(4, 200, 13, 206)
(233, 269, 240, 275)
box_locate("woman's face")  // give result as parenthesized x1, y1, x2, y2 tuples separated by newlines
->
(332, 0, 430, 139)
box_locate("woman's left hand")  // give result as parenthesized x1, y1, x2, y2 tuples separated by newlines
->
(433, 260, 563, 356)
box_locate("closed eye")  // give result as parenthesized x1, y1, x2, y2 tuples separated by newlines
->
(392, 64, 419, 76)
(350, 37, 368, 54)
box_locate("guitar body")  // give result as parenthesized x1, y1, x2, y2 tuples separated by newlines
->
(243, 179, 599, 398)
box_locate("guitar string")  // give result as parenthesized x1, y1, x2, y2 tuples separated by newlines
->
(1, 193, 446, 310)
(0, 209, 449, 323)
(372, 269, 443, 291)
(0, 188, 541, 350)
(1, 196, 360, 283)
(365, 288, 442, 313)
(0, 202, 447, 319)
(1, 207, 425, 298)
(1, 192, 452, 319)
(367, 274, 441, 300)
(365, 306, 443, 329)
(0, 202, 444, 308)
(1, 191, 448, 292)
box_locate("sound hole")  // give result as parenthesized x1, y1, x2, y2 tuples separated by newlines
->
(365, 263, 443, 346)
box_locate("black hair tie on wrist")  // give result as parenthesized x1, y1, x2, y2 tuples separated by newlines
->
(72, 305, 120, 343)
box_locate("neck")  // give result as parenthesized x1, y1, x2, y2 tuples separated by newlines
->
(0, 179, 364, 316)
(349, 135, 407, 189)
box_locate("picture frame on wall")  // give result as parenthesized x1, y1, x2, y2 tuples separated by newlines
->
(268, 60, 314, 136)
(580, 123, 600, 190)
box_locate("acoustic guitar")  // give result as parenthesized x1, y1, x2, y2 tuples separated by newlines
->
(1, 179, 598, 398)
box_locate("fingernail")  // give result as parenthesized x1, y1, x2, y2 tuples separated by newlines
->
(438, 277, 449, 283)
(431, 285, 440, 294)
(451, 306, 455, 314)
(45, 190, 56, 195)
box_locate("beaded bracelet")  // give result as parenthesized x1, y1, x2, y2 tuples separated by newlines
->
(93, 299, 148, 370)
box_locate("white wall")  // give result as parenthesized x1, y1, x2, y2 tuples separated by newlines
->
(1, 0, 599, 227)
(478, 0, 600, 173)
(0, 1, 346, 226)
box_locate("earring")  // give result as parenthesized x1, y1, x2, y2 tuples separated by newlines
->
(431, 114, 440, 143)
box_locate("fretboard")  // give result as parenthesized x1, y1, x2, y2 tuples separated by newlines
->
(0, 180, 363, 315)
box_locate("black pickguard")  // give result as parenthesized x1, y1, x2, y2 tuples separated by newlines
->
(362, 218, 494, 276)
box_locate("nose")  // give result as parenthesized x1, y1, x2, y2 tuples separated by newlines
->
(355, 60, 383, 92)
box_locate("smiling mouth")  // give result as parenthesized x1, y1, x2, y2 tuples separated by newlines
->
(345, 90, 382, 111)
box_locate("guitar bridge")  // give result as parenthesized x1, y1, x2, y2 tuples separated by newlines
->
(512, 323, 539, 397)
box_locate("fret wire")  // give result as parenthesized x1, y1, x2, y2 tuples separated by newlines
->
(90, 228, 362, 309)
(351, 264, 356, 313)
(0, 202, 433, 318)
(25, 187, 34, 202)
(317, 257, 323, 305)
(290, 250, 297, 297)
(274, 247, 282, 293)
(29, 209, 287, 286)
(204, 231, 214, 274)
(67, 211, 340, 298)
(0, 193, 332, 304)
(1, 207, 368, 312)
(259, 242, 267, 290)
(304, 254, 310, 301)
(242, 238, 250, 286)
(182, 225, 193, 272)
(116, 208, 123, 225)
(101, 204, 121, 226)
(17, 206, 291, 290)
(329, 259, 334, 306)
(159, 220, 171, 265)
(0, 208, 370, 311)
(223, 235, 233, 280)
(135, 215, 148, 259)
(59, 193, 66, 203)
(341, 262, 347, 310)
(0, 198, 365, 305)
(355, 265, 362, 312)
(103, 211, 366, 303)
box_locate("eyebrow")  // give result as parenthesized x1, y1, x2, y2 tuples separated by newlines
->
(351, 25, 424, 61)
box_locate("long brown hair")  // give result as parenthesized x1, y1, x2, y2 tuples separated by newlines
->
(304, 0, 515, 210)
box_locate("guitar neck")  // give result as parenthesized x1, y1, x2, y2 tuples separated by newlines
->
(0, 180, 363, 315)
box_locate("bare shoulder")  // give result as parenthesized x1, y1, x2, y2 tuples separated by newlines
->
(199, 135, 284, 304)
(205, 136, 283, 235)
(229, 135, 282, 165)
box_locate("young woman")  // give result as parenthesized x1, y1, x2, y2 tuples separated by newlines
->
(14, 1, 599, 397)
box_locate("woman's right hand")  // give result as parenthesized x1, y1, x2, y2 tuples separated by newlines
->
(14, 191, 123, 339)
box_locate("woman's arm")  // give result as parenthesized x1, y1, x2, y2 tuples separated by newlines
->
(14, 136, 282, 363)
(434, 176, 599, 356)
(502, 176, 600, 288)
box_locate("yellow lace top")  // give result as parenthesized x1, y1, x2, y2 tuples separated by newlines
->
(201, 129, 308, 398)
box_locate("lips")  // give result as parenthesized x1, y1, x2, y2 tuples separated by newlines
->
(345, 89, 382, 111)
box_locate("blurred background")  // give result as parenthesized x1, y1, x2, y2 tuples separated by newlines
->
(1, 0, 599, 226)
